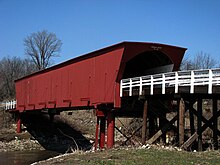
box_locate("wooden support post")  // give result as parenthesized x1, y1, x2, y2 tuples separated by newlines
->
(197, 98, 203, 151)
(99, 117, 106, 149)
(107, 111, 115, 149)
(159, 111, 166, 144)
(95, 117, 99, 150)
(149, 113, 156, 137)
(213, 99, 218, 150)
(142, 100, 148, 145)
(179, 98, 185, 146)
(189, 101, 195, 135)
(16, 113, 22, 133)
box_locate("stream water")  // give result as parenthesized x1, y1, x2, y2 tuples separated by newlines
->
(0, 150, 59, 165)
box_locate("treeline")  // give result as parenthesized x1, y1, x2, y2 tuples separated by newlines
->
(0, 57, 37, 101)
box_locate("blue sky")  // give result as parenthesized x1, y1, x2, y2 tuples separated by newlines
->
(0, 0, 220, 65)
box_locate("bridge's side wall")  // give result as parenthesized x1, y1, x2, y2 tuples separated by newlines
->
(15, 47, 124, 112)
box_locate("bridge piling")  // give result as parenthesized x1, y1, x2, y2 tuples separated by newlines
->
(16, 113, 22, 133)
(107, 111, 115, 148)
(99, 117, 106, 149)
(197, 99, 203, 151)
(141, 100, 148, 145)
(94, 117, 100, 150)
(213, 99, 218, 150)
(178, 98, 185, 146)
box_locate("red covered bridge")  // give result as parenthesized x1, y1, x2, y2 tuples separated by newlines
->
(6, 41, 220, 150)
(15, 42, 185, 111)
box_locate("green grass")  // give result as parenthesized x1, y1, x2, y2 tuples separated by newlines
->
(44, 148, 220, 165)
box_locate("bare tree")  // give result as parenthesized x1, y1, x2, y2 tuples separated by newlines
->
(193, 52, 216, 69)
(0, 57, 36, 101)
(24, 30, 62, 70)
(180, 56, 194, 70)
(180, 51, 217, 71)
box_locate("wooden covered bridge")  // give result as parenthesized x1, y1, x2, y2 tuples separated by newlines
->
(5, 42, 220, 151)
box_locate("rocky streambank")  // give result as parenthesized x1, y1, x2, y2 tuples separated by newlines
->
(0, 129, 43, 152)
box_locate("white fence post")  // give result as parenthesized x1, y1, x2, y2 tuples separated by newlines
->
(4, 100, 17, 110)
(150, 75, 153, 95)
(175, 72, 178, 93)
(120, 80, 123, 97)
(139, 77, 143, 95)
(162, 74, 165, 94)
(208, 69, 213, 94)
(190, 71, 194, 94)
(129, 79, 132, 96)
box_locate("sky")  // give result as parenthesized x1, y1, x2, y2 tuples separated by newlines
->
(0, 0, 220, 65)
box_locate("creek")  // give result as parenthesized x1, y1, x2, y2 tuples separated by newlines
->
(0, 150, 59, 165)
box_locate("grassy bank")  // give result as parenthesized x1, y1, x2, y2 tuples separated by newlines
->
(36, 147, 220, 165)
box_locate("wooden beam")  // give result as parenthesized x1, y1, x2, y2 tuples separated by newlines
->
(213, 99, 218, 150)
(181, 132, 198, 150)
(94, 117, 99, 150)
(149, 113, 156, 137)
(179, 98, 185, 146)
(142, 100, 148, 145)
(115, 126, 129, 139)
(100, 117, 106, 149)
(16, 113, 22, 133)
(189, 101, 195, 135)
(159, 111, 167, 143)
(107, 111, 115, 148)
(197, 98, 203, 151)
(147, 115, 178, 144)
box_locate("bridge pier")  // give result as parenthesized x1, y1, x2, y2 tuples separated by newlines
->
(95, 109, 106, 150)
(141, 100, 148, 145)
(213, 99, 218, 150)
(197, 98, 203, 151)
(95, 109, 115, 150)
(94, 117, 100, 150)
(107, 111, 115, 148)
(99, 117, 106, 149)
(178, 98, 185, 147)
(16, 113, 22, 133)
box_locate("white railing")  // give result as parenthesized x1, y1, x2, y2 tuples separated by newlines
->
(120, 68, 220, 97)
(5, 100, 17, 110)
